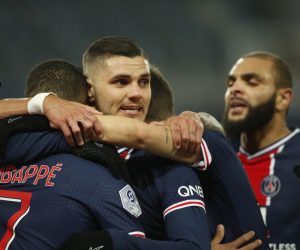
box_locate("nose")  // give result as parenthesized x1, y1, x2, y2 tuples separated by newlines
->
(127, 82, 143, 101)
(228, 78, 244, 96)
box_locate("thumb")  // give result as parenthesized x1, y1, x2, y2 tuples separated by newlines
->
(211, 224, 225, 245)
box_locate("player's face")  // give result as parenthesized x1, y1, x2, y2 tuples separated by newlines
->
(224, 57, 277, 123)
(88, 56, 151, 122)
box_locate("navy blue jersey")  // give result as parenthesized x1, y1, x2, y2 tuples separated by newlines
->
(0, 132, 144, 250)
(198, 130, 269, 249)
(121, 150, 210, 248)
(1, 131, 211, 250)
(233, 128, 300, 250)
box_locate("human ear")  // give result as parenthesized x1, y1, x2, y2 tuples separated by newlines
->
(87, 78, 96, 104)
(276, 88, 292, 111)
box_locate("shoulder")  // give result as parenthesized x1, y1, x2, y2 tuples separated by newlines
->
(41, 153, 121, 187)
(8, 130, 65, 145)
(152, 161, 201, 189)
(203, 129, 237, 156)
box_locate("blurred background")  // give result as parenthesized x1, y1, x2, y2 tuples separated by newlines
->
(1, 0, 299, 124)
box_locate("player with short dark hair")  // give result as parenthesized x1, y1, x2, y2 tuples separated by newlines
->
(146, 65, 175, 122)
(83, 36, 149, 75)
(0, 60, 146, 250)
(25, 59, 88, 103)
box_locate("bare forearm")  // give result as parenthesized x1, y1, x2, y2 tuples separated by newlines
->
(96, 115, 201, 164)
(0, 98, 29, 118)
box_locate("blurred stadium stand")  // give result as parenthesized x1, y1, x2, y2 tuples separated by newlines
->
(0, 0, 299, 125)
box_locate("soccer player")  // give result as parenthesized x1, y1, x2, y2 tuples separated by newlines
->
(139, 65, 269, 249)
(0, 60, 147, 250)
(223, 51, 300, 250)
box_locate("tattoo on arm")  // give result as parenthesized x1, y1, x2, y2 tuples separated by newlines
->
(164, 127, 170, 144)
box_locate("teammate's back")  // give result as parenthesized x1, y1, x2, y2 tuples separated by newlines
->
(0, 132, 142, 250)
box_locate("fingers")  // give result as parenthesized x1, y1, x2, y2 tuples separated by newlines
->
(165, 115, 203, 154)
(187, 118, 203, 153)
(211, 227, 262, 250)
(77, 115, 95, 143)
(86, 113, 103, 138)
(59, 123, 75, 146)
(230, 231, 256, 248)
(85, 106, 102, 116)
(240, 239, 262, 250)
(211, 224, 225, 246)
(44, 97, 104, 146)
(51, 113, 101, 146)
(168, 120, 182, 149)
(67, 114, 103, 146)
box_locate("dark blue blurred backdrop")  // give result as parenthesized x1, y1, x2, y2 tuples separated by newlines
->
(1, 0, 299, 124)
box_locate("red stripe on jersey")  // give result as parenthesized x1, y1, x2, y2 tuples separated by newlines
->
(128, 231, 146, 238)
(0, 190, 32, 249)
(191, 139, 213, 170)
(118, 148, 134, 160)
(238, 147, 281, 206)
(200, 139, 212, 170)
(163, 199, 205, 217)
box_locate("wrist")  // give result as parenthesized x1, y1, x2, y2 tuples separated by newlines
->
(27, 92, 57, 114)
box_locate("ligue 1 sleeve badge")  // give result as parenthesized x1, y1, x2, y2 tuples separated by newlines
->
(119, 185, 142, 218)
(260, 175, 281, 197)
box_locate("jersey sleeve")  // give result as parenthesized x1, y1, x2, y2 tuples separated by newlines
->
(200, 130, 269, 248)
(189, 139, 213, 171)
(153, 164, 211, 249)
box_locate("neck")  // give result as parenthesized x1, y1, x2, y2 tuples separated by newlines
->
(240, 114, 290, 153)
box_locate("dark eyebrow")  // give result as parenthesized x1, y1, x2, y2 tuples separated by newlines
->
(227, 75, 236, 82)
(140, 73, 151, 78)
(110, 74, 131, 81)
(110, 73, 151, 81)
(241, 73, 263, 81)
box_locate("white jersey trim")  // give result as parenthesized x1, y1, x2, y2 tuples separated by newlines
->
(163, 199, 205, 217)
(128, 231, 146, 238)
(117, 147, 134, 160)
(239, 128, 300, 159)
(191, 139, 212, 170)
(117, 147, 129, 154)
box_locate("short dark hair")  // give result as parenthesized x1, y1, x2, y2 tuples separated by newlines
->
(82, 36, 148, 76)
(146, 65, 175, 122)
(243, 51, 292, 89)
(25, 59, 88, 104)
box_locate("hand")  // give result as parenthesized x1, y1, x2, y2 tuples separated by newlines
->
(211, 225, 262, 250)
(164, 112, 203, 154)
(43, 95, 103, 146)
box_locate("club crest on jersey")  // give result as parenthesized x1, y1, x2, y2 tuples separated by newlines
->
(119, 185, 142, 218)
(260, 175, 281, 197)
